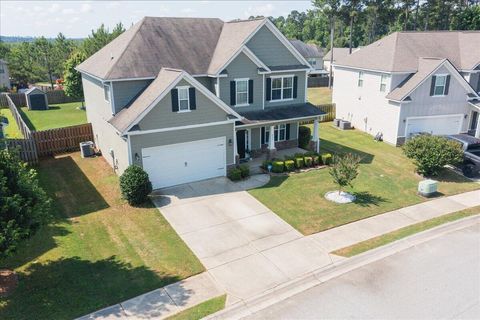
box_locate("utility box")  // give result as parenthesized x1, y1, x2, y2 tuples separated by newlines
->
(418, 179, 438, 197)
(339, 120, 352, 130)
(80, 141, 95, 158)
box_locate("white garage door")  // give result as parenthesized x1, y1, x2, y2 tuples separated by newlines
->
(406, 115, 463, 137)
(142, 137, 226, 189)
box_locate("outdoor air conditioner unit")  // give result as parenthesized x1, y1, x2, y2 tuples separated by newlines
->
(80, 141, 95, 158)
(418, 179, 438, 197)
(333, 119, 341, 127)
(339, 120, 352, 130)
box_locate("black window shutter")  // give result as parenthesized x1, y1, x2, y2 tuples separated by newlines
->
(171, 89, 179, 112)
(430, 76, 436, 96)
(286, 123, 290, 140)
(444, 75, 451, 95)
(230, 81, 236, 106)
(266, 78, 271, 101)
(261, 127, 265, 144)
(189, 87, 196, 110)
(293, 76, 298, 99)
(248, 79, 254, 104)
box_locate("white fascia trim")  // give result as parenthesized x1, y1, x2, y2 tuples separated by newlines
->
(109, 76, 155, 82)
(109, 82, 116, 115)
(237, 115, 326, 128)
(264, 19, 311, 68)
(468, 102, 480, 110)
(126, 119, 235, 136)
(127, 135, 132, 165)
(79, 70, 107, 83)
(333, 64, 415, 74)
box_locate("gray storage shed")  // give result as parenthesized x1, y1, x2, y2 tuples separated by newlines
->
(25, 87, 48, 110)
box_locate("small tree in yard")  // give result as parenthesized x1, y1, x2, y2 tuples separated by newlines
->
(119, 165, 152, 206)
(329, 153, 360, 194)
(0, 149, 51, 259)
(403, 135, 463, 176)
(64, 51, 87, 108)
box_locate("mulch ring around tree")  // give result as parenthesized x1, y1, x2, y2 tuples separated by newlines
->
(0, 269, 18, 297)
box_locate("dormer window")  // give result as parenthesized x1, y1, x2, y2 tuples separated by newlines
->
(177, 86, 190, 111)
(380, 74, 389, 92)
(433, 75, 447, 96)
(357, 71, 364, 87)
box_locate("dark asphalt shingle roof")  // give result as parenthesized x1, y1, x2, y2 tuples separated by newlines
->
(239, 103, 325, 123)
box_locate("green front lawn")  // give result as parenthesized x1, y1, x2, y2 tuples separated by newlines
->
(307, 87, 332, 105)
(167, 295, 226, 320)
(0, 108, 22, 138)
(19, 101, 86, 131)
(0, 153, 203, 319)
(249, 123, 479, 235)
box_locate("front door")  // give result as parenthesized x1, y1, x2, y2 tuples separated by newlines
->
(469, 111, 479, 136)
(236, 130, 246, 159)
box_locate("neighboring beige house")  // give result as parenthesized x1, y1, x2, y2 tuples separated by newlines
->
(323, 47, 359, 74)
(0, 59, 11, 89)
(77, 17, 324, 189)
(332, 31, 480, 145)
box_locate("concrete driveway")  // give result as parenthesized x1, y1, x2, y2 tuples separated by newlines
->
(152, 177, 334, 302)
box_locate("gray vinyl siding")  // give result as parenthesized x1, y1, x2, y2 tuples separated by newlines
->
(397, 65, 472, 136)
(265, 71, 307, 107)
(111, 79, 152, 112)
(246, 25, 300, 67)
(219, 52, 264, 112)
(195, 76, 215, 93)
(81, 74, 129, 173)
(137, 79, 230, 130)
(129, 123, 235, 166)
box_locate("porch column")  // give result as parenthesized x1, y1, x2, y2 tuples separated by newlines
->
(476, 115, 480, 138)
(268, 125, 276, 150)
(312, 118, 320, 153)
(233, 130, 238, 164)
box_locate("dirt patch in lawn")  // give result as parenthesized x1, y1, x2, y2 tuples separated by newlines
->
(0, 270, 18, 297)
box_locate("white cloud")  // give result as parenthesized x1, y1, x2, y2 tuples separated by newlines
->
(80, 3, 93, 13)
(106, 1, 120, 9)
(244, 3, 274, 18)
(47, 3, 61, 14)
(62, 8, 75, 14)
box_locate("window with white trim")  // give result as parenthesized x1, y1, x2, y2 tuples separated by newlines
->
(265, 124, 287, 143)
(308, 58, 317, 67)
(380, 74, 389, 92)
(357, 71, 364, 87)
(103, 84, 110, 102)
(433, 75, 447, 96)
(236, 79, 249, 106)
(178, 87, 190, 111)
(271, 75, 294, 101)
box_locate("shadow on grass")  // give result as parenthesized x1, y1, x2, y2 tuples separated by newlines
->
(352, 191, 388, 207)
(16, 107, 37, 131)
(0, 256, 191, 320)
(46, 106, 61, 110)
(320, 138, 374, 164)
(433, 168, 476, 184)
(254, 175, 289, 190)
(36, 156, 109, 218)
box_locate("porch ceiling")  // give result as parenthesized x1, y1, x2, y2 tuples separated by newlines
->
(239, 102, 325, 125)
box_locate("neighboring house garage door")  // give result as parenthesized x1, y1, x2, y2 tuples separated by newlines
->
(405, 115, 463, 137)
(142, 137, 226, 189)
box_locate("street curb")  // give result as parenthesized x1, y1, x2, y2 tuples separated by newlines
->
(205, 214, 480, 320)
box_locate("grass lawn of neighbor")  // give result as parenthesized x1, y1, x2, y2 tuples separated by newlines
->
(332, 206, 480, 257)
(307, 87, 332, 105)
(19, 101, 86, 131)
(0, 153, 204, 319)
(167, 295, 226, 320)
(0, 108, 22, 138)
(249, 123, 480, 235)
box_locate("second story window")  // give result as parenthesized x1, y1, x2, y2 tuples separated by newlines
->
(357, 72, 364, 87)
(103, 84, 110, 102)
(271, 76, 294, 101)
(235, 79, 249, 106)
(433, 75, 447, 96)
(308, 58, 317, 67)
(177, 87, 190, 111)
(380, 74, 389, 92)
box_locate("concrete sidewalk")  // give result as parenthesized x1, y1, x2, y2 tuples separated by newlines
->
(77, 273, 224, 320)
(309, 189, 480, 253)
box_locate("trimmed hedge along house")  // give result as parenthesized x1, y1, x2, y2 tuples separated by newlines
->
(77, 17, 324, 189)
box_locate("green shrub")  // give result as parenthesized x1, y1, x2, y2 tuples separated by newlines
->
(119, 165, 153, 206)
(304, 156, 313, 167)
(298, 126, 311, 149)
(294, 152, 306, 158)
(228, 168, 242, 181)
(272, 161, 285, 173)
(403, 135, 463, 176)
(284, 160, 295, 171)
(239, 164, 250, 178)
(295, 157, 305, 169)
(0, 149, 52, 258)
(312, 155, 320, 166)
(321, 153, 333, 165)
(329, 153, 361, 192)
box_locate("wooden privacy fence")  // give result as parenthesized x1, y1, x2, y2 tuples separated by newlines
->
(3, 94, 93, 164)
(308, 77, 333, 88)
(0, 90, 80, 107)
(314, 103, 336, 122)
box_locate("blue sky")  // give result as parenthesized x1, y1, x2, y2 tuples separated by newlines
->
(0, 1, 312, 38)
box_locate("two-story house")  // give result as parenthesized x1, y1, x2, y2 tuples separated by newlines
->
(289, 40, 327, 77)
(77, 17, 324, 189)
(332, 31, 480, 145)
